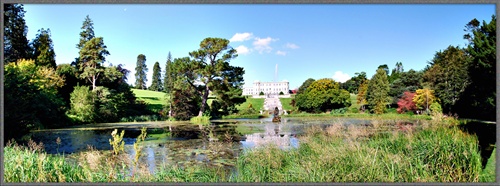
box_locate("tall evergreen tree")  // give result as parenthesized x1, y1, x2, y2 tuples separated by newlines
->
(149, 61, 163, 91)
(72, 15, 95, 67)
(4, 4, 32, 64)
(78, 37, 111, 90)
(32, 28, 56, 69)
(164, 52, 173, 93)
(77, 15, 95, 50)
(456, 15, 496, 121)
(423, 45, 470, 114)
(367, 68, 390, 114)
(135, 54, 148, 90)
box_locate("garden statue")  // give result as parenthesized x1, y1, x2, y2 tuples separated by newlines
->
(272, 106, 281, 122)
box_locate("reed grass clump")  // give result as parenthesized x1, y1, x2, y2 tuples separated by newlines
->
(190, 116, 211, 124)
(234, 121, 483, 182)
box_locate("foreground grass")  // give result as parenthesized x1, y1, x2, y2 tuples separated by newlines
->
(479, 147, 496, 182)
(4, 120, 487, 183)
(236, 121, 483, 182)
(284, 112, 431, 120)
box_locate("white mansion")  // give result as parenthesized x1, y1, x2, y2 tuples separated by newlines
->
(242, 80, 290, 96)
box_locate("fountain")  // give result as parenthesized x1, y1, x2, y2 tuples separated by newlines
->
(272, 106, 281, 122)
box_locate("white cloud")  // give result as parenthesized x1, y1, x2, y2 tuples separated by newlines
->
(230, 32, 253, 42)
(253, 37, 278, 53)
(285, 43, 299, 49)
(276, 50, 287, 56)
(235, 45, 250, 55)
(332, 71, 351, 83)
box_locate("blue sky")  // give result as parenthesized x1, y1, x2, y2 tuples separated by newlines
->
(23, 4, 495, 89)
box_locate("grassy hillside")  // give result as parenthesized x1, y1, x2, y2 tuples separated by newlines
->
(237, 97, 265, 111)
(132, 89, 168, 112)
(280, 97, 294, 111)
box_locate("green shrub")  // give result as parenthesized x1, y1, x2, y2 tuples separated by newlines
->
(259, 91, 264, 96)
(69, 85, 95, 123)
(279, 91, 284, 95)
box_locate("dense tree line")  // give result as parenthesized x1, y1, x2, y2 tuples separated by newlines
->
(294, 15, 496, 121)
(3, 5, 150, 141)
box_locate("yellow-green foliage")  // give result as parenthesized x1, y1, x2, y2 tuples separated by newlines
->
(109, 129, 125, 155)
(295, 78, 351, 113)
(413, 88, 438, 112)
(367, 68, 390, 114)
(190, 116, 211, 124)
(356, 79, 369, 105)
(133, 127, 148, 171)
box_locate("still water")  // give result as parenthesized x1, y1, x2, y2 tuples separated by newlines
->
(26, 117, 494, 173)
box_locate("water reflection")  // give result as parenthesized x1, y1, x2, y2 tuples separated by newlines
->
(27, 118, 491, 176)
(241, 123, 299, 150)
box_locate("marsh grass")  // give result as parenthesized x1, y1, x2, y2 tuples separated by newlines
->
(234, 119, 483, 182)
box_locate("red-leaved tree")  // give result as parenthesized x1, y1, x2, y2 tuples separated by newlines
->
(397, 91, 417, 114)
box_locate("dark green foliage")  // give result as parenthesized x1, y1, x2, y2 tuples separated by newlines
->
(367, 68, 390, 114)
(69, 85, 95, 123)
(295, 78, 351, 113)
(4, 4, 32, 63)
(388, 69, 423, 105)
(455, 15, 496, 121)
(72, 15, 95, 67)
(211, 65, 246, 116)
(4, 59, 67, 141)
(149, 61, 163, 91)
(279, 91, 284, 95)
(297, 78, 315, 94)
(377, 64, 389, 76)
(423, 46, 470, 114)
(259, 91, 264, 96)
(76, 15, 95, 50)
(78, 37, 111, 90)
(388, 62, 403, 84)
(342, 72, 367, 94)
(56, 64, 81, 107)
(135, 54, 148, 90)
(163, 52, 174, 94)
(171, 86, 201, 121)
(182, 37, 242, 117)
(31, 28, 56, 69)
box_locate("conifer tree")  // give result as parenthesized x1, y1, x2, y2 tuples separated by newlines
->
(32, 28, 56, 69)
(4, 4, 32, 64)
(135, 54, 148, 90)
(367, 68, 390, 114)
(149, 61, 163, 91)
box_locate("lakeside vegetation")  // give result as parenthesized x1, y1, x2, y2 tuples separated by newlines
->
(4, 118, 492, 182)
(3, 3, 496, 184)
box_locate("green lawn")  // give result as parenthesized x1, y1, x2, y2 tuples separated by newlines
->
(237, 97, 265, 111)
(280, 97, 294, 111)
(132, 89, 168, 112)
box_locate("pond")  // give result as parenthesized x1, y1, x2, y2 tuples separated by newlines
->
(25, 117, 495, 174)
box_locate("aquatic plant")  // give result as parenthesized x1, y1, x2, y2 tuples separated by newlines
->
(109, 129, 125, 156)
